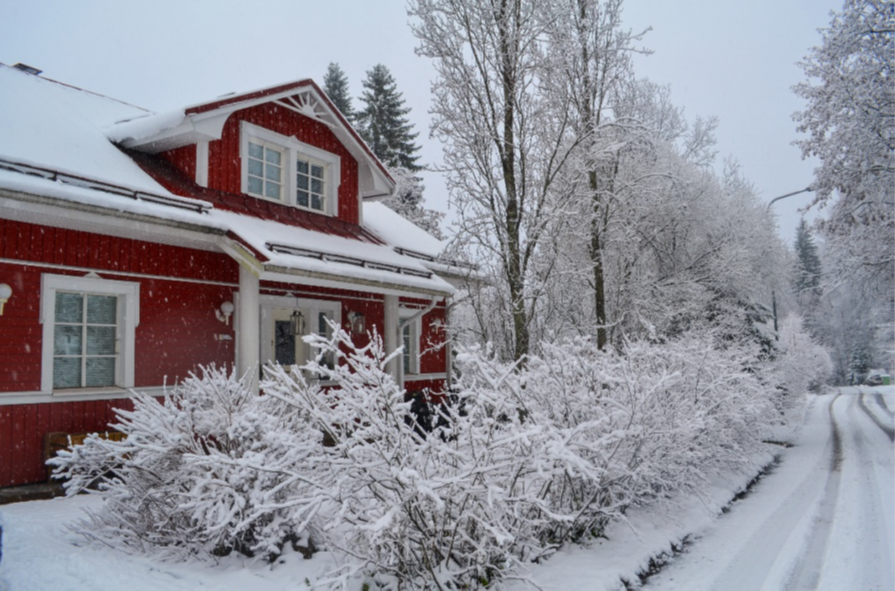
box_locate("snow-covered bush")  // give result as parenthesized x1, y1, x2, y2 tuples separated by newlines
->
(452, 332, 775, 548)
(261, 327, 776, 587)
(772, 314, 833, 401)
(49, 365, 321, 560)
(262, 330, 552, 588)
(52, 327, 780, 588)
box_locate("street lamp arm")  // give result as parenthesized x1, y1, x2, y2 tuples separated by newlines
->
(767, 187, 813, 211)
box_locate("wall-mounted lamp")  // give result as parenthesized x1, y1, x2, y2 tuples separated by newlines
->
(0, 283, 11, 316)
(348, 311, 366, 335)
(289, 309, 305, 336)
(215, 301, 235, 325)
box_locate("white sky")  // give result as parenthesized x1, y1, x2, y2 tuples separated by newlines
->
(0, 0, 840, 244)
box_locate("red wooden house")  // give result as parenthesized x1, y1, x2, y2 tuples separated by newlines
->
(0, 63, 462, 488)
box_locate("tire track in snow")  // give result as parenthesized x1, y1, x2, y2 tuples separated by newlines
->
(784, 393, 843, 590)
(817, 392, 895, 590)
(858, 390, 895, 442)
(874, 392, 894, 418)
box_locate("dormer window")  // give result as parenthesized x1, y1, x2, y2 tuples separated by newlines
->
(240, 121, 341, 215)
(247, 141, 284, 201)
(296, 157, 326, 212)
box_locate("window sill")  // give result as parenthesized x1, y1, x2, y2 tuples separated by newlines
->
(0, 385, 168, 406)
(52, 386, 128, 397)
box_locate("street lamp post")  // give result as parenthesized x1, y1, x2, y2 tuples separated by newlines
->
(767, 186, 813, 334)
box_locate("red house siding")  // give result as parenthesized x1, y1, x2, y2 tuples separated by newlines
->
(159, 144, 197, 180)
(135, 278, 236, 387)
(0, 399, 135, 487)
(0, 219, 236, 283)
(0, 262, 41, 391)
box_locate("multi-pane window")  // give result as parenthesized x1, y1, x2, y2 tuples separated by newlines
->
(246, 141, 283, 201)
(296, 158, 326, 212)
(401, 318, 420, 376)
(402, 323, 413, 375)
(53, 292, 118, 389)
(241, 122, 340, 215)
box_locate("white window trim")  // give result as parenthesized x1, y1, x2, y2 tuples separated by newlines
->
(240, 121, 341, 216)
(40, 274, 140, 394)
(399, 308, 421, 376)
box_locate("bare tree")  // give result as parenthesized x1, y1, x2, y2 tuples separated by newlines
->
(542, 0, 644, 349)
(410, 0, 579, 361)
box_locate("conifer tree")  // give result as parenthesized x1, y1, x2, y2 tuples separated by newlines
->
(793, 218, 822, 299)
(323, 62, 354, 122)
(355, 64, 421, 171)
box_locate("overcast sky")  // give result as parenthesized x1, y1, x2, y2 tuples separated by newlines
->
(0, 0, 841, 243)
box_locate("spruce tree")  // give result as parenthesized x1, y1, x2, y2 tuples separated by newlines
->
(794, 218, 822, 297)
(323, 62, 354, 122)
(355, 64, 421, 171)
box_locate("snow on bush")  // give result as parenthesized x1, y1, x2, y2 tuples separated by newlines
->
(262, 327, 776, 587)
(52, 327, 781, 588)
(261, 329, 552, 587)
(772, 314, 833, 401)
(452, 332, 775, 549)
(49, 365, 322, 560)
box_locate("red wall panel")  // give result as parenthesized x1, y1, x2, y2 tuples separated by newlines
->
(159, 144, 196, 180)
(0, 219, 240, 393)
(0, 399, 136, 487)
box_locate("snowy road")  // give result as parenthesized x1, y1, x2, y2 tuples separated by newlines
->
(644, 388, 895, 591)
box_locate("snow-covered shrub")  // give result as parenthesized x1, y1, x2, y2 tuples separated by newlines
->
(262, 330, 553, 588)
(453, 332, 775, 547)
(51, 327, 781, 588)
(772, 314, 833, 401)
(49, 365, 321, 560)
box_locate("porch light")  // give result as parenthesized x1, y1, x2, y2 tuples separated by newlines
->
(0, 283, 10, 315)
(290, 309, 305, 336)
(348, 311, 366, 335)
(216, 301, 235, 325)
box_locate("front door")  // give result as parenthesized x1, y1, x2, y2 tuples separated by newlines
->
(272, 308, 300, 371)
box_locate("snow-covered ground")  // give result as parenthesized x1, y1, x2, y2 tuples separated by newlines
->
(0, 387, 891, 591)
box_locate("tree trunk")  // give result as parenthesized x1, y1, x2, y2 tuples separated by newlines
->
(498, 0, 528, 362)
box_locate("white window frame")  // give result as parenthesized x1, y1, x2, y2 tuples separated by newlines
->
(240, 121, 341, 215)
(399, 308, 421, 376)
(245, 137, 285, 202)
(40, 274, 140, 393)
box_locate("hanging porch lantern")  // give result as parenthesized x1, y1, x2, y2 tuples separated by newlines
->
(290, 309, 305, 336)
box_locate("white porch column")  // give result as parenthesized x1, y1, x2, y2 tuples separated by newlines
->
(237, 265, 260, 391)
(383, 294, 399, 384)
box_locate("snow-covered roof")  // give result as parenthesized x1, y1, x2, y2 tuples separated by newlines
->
(0, 64, 173, 196)
(108, 78, 395, 200)
(363, 202, 484, 285)
(0, 64, 453, 297)
(363, 202, 446, 260)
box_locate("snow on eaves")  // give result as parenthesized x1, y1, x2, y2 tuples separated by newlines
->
(0, 169, 453, 295)
(363, 202, 484, 284)
(218, 210, 455, 295)
(106, 109, 187, 144)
